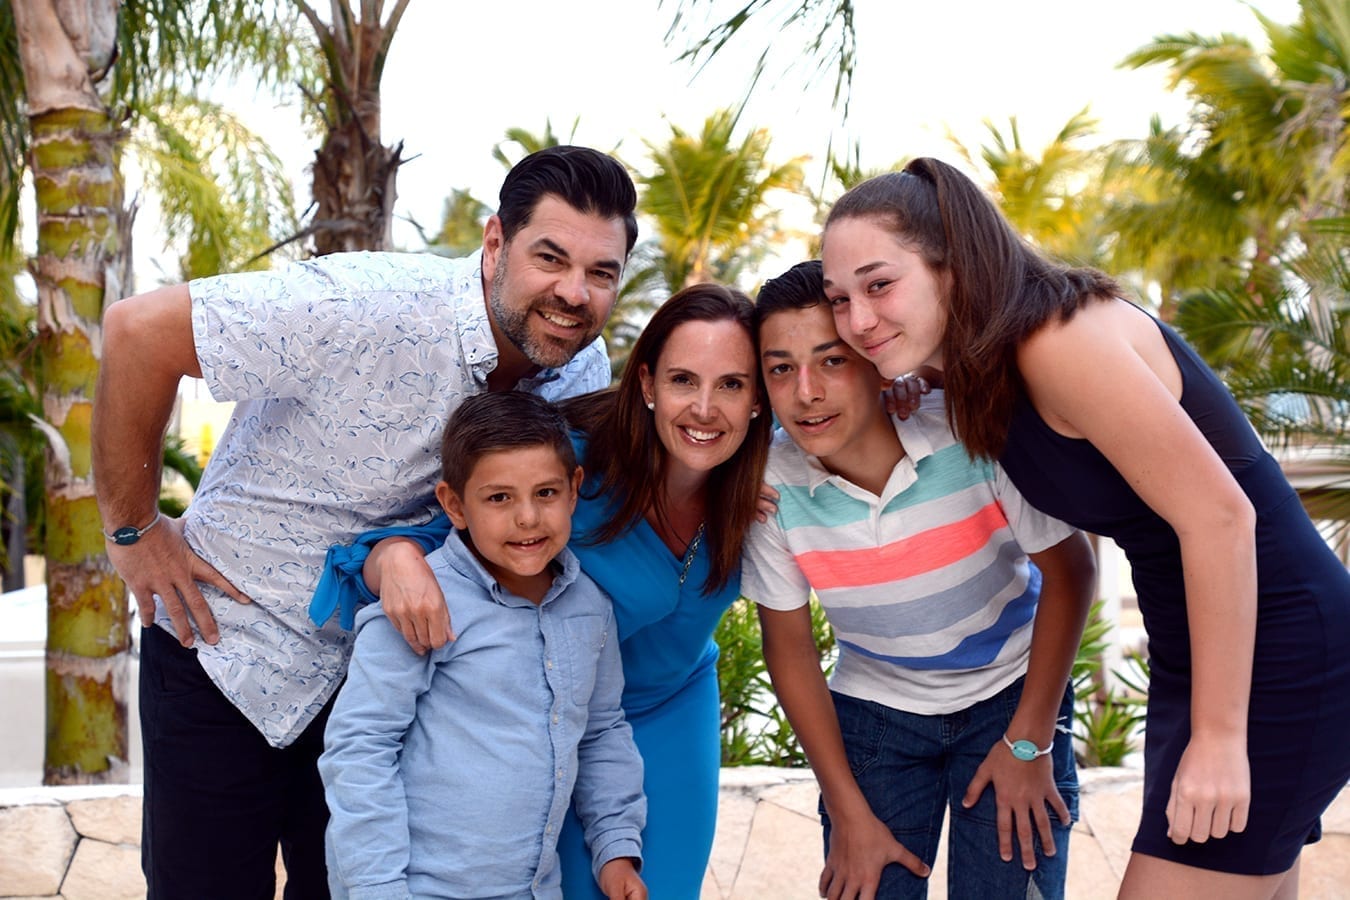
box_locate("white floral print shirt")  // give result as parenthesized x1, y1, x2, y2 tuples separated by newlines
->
(169, 250, 610, 747)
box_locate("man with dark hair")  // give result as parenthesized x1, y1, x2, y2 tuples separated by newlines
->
(91, 145, 637, 899)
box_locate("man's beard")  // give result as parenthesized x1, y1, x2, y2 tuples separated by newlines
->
(489, 256, 601, 370)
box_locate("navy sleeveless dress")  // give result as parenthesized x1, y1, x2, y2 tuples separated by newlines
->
(999, 315, 1350, 875)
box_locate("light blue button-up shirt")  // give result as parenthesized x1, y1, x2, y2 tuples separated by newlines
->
(319, 529, 645, 900)
(178, 250, 611, 747)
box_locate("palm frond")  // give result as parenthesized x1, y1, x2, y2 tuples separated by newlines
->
(662, 0, 857, 118)
(641, 108, 806, 290)
(117, 0, 322, 122)
(0, 0, 26, 249)
(131, 93, 301, 280)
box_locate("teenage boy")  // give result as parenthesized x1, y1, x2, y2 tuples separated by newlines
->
(743, 261, 1096, 900)
(92, 146, 637, 897)
(319, 391, 646, 900)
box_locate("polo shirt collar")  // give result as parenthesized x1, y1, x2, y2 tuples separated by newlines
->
(798, 391, 946, 499)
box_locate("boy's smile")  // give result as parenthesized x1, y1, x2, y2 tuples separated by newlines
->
(436, 445, 582, 602)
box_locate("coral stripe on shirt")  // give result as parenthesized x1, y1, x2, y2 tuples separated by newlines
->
(794, 501, 1010, 591)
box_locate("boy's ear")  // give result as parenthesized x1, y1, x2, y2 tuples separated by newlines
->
(436, 481, 469, 530)
(568, 466, 583, 513)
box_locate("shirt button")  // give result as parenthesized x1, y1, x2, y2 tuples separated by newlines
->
(546, 824, 554, 834)
(557, 768, 564, 779)
(552, 713, 559, 724)
(546, 659, 553, 669)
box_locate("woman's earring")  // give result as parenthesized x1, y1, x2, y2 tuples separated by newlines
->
(646, 401, 655, 411)
(750, 409, 760, 419)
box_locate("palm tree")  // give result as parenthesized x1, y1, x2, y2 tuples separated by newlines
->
(133, 94, 302, 280)
(951, 109, 1115, 269)
(9, 0, 140, 785)
(1173, 226, 1350, 554)
(491, 118, 582, 171)
(4, 0, 302, 785)
(639, 107, 806, 291)
(1109, 0, 1350, 317)
(296, 0, 411, 255)
(1109, 2, 1350, 547)
(0, 237, 39, 593)
(414, 188, 492, 259)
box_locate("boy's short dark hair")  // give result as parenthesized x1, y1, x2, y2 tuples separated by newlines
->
(497, 146, 639, 254)
(441, 392, 577, 494)
(754, 260, 827, 334)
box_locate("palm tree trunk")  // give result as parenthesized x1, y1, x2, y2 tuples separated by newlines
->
(309, 107, 402, 255)
(13, 0, 132, 785)
(301, 0, 409, 255)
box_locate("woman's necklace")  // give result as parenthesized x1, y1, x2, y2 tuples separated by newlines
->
(678, 521, 706, 587)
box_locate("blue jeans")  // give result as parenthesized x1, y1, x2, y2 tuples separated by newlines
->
(824, 678, 1078, 900)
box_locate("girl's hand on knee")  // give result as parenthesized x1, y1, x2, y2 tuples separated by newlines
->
(964, 743, 1070, 871)
(1165, 734, 1251, 844)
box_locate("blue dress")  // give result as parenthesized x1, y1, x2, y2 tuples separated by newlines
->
(999, 316, 1350, 875)
(555, 482, 739, 899)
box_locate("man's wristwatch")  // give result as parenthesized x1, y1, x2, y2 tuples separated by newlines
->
(1002, 733, 1054, 761)
(104, 512, 163, 546)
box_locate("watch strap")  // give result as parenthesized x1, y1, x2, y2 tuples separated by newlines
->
(1002, 733, 1054, 761)
(104, 512, 163, 546)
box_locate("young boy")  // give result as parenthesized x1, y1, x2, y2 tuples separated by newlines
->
(743, 261, 1096, 900)
(318, 391, 647, 900)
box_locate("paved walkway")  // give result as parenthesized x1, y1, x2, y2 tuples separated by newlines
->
(2, 768, 1347, 898)
(704, 768, 1350, 899)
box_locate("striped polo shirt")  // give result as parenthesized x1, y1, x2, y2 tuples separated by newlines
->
(743, 392, 1074, 714)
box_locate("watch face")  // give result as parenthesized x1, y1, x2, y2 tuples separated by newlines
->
(112, 527, 141, 545)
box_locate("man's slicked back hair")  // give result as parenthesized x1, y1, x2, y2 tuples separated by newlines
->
(497, 146, 639, 254)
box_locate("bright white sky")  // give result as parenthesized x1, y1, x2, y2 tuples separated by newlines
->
(138, 0, 1300, 282)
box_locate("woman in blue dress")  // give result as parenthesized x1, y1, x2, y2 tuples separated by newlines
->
(336, 283, 772, 898)
(817, 158, 1350, 900)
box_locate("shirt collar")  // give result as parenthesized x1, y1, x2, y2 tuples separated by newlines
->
(441, 526, 581, 607)
(793, 391, 946, 499)
(892, 389, 943, 465)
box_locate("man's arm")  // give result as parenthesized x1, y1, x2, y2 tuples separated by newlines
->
(93, 285, 247, 646)
(757, 603, 929, 898)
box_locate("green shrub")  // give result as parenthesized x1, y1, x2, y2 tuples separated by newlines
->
(1072, 601, 1149, 767)
(716, 596, 834, 766)
(717, 594, 1152, 769)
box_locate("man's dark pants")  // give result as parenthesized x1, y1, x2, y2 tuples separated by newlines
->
(140, 625, 334, 900)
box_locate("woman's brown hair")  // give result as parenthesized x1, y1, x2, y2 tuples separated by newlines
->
(561, 283, 771, 594)
(824, 157, 1121, 459)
